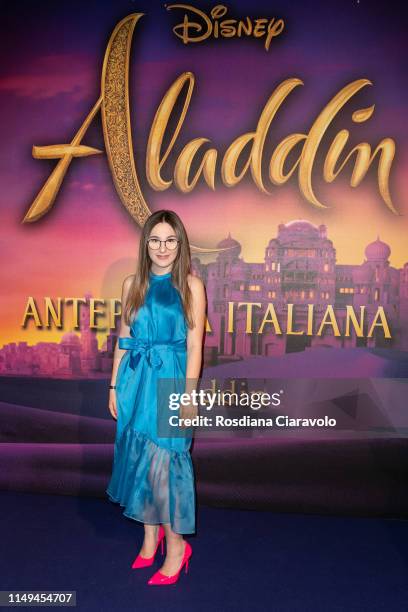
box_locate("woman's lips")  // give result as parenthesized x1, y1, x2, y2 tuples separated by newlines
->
(157, 254, 170, 260)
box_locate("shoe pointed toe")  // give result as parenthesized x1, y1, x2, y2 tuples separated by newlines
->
(132, 554, 154, 569)
(147, 541, 192, 585)
(147, 570, 167, 585)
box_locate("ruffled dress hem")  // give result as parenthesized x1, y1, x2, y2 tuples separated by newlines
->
(106, 426, 196, 535)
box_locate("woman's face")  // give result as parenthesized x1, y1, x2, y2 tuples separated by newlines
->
(147, 221, 179, 273)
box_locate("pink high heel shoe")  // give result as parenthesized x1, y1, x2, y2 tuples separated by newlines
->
(131, 525, 165, 569)
(147, 540, 192, 585)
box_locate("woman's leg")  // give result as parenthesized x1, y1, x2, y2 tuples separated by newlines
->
(159, 523, 186, 576)
(138, 523, 160, 558)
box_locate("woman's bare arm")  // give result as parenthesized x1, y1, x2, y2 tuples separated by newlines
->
(110, 274, 134, 386)
(182, 274, 206, 420)
(186, 274, 206, 379)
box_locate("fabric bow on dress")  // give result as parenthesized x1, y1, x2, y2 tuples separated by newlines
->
(118, 338, 164, 370)
(118, 337, 187, 371)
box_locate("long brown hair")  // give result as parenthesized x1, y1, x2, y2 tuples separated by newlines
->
(123, 209, 194, 328)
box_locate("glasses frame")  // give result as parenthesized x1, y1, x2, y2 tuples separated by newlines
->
(147, 237, 180, 251)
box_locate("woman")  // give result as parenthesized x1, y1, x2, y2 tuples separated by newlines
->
(106, 209, 206, 586)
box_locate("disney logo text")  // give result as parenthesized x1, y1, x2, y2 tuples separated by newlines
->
(166, 3, 285, 50)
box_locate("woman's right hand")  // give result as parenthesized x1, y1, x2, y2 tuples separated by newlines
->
(109, 389, 117, 420)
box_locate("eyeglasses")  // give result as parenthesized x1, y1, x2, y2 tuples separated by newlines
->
(147, 238, 179, 251)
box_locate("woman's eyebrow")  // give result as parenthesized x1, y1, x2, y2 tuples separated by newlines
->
(148, 234, 177, 239)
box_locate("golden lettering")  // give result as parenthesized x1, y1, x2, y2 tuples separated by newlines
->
(299, 79, 394, 211)
(345, 305, 365, 337)
(174, 138, 218, 191)
(22, 297, 42, 327)
(147, 74, 397, 212)
(44, 298, 63, 327)
(65, 298, 87, 328)
(23, 97, 103, 222)
(166, 4, 284, 51)
(238, 302, 262, 333)
(367, 307, 392, 338)
(307, 304, 314, 335)
(286, 304, 304, 335)
(108, 298, 121, 330)
(146, 72, 195, 190)
(23, 12, 399, 229)
(89, 299, 106, 329)
(316, 305, 341, 337)
(228, 301, 235, 332)
(265, 19, 284, 51)
(258, 303, 282, 334)
(324, 105, 397, 213)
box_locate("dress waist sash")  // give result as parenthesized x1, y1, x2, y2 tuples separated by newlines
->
(118, 337, 187, 370)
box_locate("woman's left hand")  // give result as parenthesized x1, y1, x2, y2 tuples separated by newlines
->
(179, 402, 198, 428)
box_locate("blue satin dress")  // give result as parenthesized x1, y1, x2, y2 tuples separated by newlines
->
(106, 270, 195, 534)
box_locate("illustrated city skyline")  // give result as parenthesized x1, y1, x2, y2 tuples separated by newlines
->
(2, 219, 408, 378)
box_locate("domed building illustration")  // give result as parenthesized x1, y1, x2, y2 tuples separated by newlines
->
(193, 221, 408, 362)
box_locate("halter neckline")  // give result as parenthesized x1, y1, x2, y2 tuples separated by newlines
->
(149, 270, 172, 279)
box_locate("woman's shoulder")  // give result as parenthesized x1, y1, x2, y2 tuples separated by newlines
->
(123, 274, 135, 290)
(187, 273, 205, 293)
(121, 274, 136, 301)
